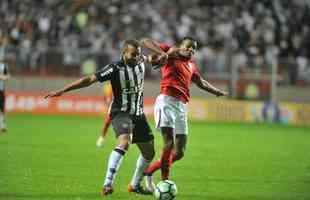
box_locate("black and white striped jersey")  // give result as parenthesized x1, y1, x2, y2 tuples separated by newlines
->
(95, 59, 146, 117)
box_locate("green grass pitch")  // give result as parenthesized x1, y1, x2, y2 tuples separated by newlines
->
(1, 114, 310, 200)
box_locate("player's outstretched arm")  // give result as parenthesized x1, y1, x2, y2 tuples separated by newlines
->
(141, 38, 188, 59)
(192, 75, 227, 97)
(44, 74, 98, 99)
(166, 47, 192, 60)
(141, 38, 167, 56)
(142, 38, 190, 69)
(141, 38, 167, 68)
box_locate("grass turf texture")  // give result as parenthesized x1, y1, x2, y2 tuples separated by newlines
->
(0, 114, 310, 200)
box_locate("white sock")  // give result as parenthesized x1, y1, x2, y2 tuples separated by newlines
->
(145, 175, 155, 191)
(130, 154, 151, 188)
(103, 148, 125, 187)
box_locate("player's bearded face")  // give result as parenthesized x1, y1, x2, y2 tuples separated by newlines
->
(180, 40, 197, 58)
(123, 46, 141, 67)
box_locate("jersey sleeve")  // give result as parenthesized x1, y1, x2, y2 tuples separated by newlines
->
(95, 64, 114, 82)
(159, 43, 170, 52)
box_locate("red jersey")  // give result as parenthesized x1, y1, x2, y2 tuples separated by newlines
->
(159, 43, 201, 103)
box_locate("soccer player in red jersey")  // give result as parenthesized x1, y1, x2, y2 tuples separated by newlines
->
(141, 37, 227, 192)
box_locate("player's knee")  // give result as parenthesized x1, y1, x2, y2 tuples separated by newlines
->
(161, 127, 174, 149)
(164, 143, 174, 151)
(118, 141, 130, 151)
(164, 139, 174, 150)
(117, 134, 131, 150)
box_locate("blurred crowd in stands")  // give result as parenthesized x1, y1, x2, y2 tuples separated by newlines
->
(0, 0, 310, 85)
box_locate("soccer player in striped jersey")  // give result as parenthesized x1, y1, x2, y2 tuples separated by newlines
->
(141, 37, 227, 192)
(44, 39, 168, 196)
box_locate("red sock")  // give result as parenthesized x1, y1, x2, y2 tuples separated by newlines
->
(144, 150, 177, 177)
(144, 159, 161, 175)
(161, 148, 173, 180)
(102, 116, 111, 137)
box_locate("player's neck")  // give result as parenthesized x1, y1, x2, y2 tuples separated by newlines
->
(122, 58, 136, 68)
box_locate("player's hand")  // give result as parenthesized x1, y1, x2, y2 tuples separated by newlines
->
(157, 53, 168, 65)
(44, 90, 64, 99)
(96, 136, 105, 147)
(150, 53, 168, 69)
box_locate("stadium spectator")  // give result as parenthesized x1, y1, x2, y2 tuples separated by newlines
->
(1, 0, 310, 84)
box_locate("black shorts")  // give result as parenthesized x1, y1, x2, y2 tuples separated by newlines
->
(0, 91, 4, 113)
(111, 112, 154, 143)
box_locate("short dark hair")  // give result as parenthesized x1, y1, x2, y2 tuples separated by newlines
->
(123, 39, 140, 49)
